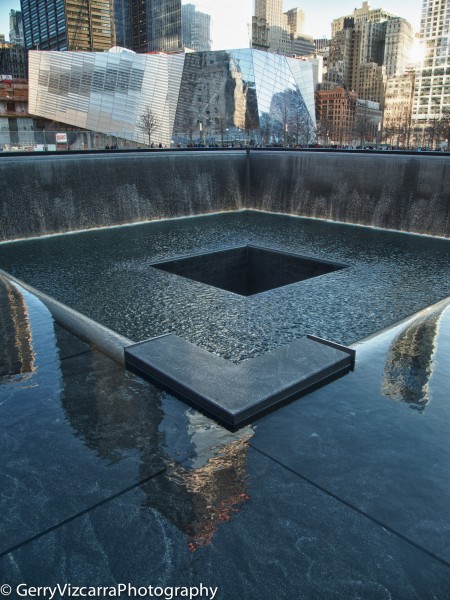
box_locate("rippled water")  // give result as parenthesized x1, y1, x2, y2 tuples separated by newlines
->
(1, 211, 450, 362)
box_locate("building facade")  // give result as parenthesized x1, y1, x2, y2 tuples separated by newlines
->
(253, 0, 311, 57)
(252, 16, 270, 51)
(181, 3, 211, 51)
(328, 2, 414, 104)
(315, 86, 357, 145)
(0, 77, 65, 150)
(331, 1, 395, 38)
(9, 10, 24, 46)
(21, 0, 116, 51)
(384, 18, 415, 77)
(383, 69, 415, 145)
(412, 0, 450, 125)
(127, 0, 252, 54)
(0, 43, 28, 79)
(28, 48, 316, 147)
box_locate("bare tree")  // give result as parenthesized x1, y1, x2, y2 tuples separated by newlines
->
(353, 106, 377, 147)
(137, 108, 160, 146)
(184, 111, 197, 146)
(216, 115, 227, 147)
(437, 108, 450, 149)
(317, 115, 333, 146)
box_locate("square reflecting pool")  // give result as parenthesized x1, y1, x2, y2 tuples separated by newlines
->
(151, 245, 348, 296)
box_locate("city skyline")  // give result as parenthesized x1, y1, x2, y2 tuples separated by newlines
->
(1, 1, 422, 44)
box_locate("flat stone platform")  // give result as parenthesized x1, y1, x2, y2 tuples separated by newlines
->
(124, 334, 355, 430)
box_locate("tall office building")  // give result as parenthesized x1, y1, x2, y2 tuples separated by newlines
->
(114, 0, 131, 48)
(285, 8, 304, 37)
(129, 0, 251, 54)
(254, 0, 311, 56)
(181, 3, 211, 51)
(21, 0, 116, 51)
(327, 2, 413, 103)
(9, 10, 24, 46)
(331, 1, 395, 38)
(412, 0, 450, 124)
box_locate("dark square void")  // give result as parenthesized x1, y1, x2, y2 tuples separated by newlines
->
(151, 245, 348, 296)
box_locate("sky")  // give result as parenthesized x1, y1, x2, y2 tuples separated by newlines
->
(0, 0, 422, 45)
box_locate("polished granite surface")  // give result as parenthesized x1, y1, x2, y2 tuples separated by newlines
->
(1, 275, 450, 598)
(125, 334, 353, 429)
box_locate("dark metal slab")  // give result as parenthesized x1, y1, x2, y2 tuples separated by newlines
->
(125, 334, 355, 430)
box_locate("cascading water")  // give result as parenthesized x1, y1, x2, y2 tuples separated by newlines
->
(1, 150, 450, 242)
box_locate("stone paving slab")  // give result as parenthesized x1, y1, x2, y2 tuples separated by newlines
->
(1, 449, 449, 599)
(249, 302, 450, 564)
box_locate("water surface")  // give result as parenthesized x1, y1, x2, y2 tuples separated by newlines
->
(1, 211, 450, 361)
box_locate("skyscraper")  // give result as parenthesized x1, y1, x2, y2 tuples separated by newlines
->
(21, 0, 116, 51)
(412, 0, 450, 124)
(9, 10, 24, 46)
(254, 0, 311, 56)
(181, 3, 211, 51)
(128, 0, 251, 54)
(327, 2, 413, 104)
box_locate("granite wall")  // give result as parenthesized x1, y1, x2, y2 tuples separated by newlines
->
(0, 151, 247, 241)
(249, 151, 450, 237)
(1, 150, 450, 241)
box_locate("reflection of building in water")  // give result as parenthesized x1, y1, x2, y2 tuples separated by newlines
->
(144, 437, 250, 551)
(60, 352, 251, 549)
(382, 307, 444, 411)
(60, 351, 164, 464)
(0, 277, 35, 378)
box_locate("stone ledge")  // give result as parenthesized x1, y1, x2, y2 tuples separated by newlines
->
(124, 334, 355, 430)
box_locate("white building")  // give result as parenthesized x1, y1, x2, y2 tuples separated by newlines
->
(412, 0, 450, 124)
(28, 48, 316, 148)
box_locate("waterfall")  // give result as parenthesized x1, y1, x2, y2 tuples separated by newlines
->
(1, 150, 450, 241)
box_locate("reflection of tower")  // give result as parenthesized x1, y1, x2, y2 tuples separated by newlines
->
(60, 350, 251, 550)
(173, 51, 249, 139)
(0, 277, 35, 378)
(382, 306, 445, 411)
(60, 351, 163, 466)
(143, 437, 250, 551)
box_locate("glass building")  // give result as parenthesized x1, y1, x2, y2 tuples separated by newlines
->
(129, 0, 252, 53)
(21, 0, 116, 51)
(28, 48, 316, 147)
(20, 0, 252, 54)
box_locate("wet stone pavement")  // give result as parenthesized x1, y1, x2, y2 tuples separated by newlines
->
(0, 276, 450, 599)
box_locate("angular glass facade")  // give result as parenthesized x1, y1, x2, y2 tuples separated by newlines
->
(28, 49, 316, 147)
